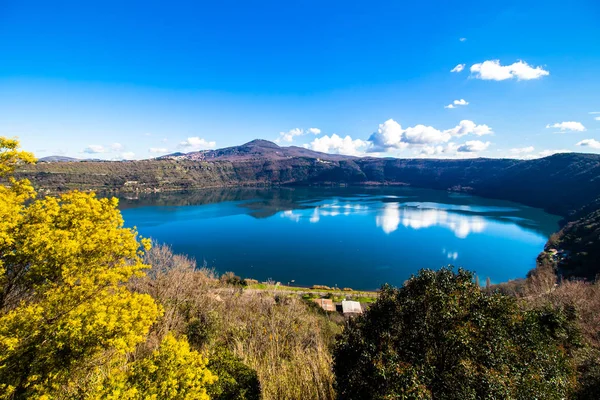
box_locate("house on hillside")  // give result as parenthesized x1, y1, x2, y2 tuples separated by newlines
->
(341, 300, 363, 316)
(313, 298, 335, 312)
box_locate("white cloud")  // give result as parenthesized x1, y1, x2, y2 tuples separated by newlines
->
(111, 143, 124, 151)
(445, 120, 492, 137)
(537, 149, 570, 158)
(368, 119, 409, 150)
(307, 134, 368, 156)
(457, 140, 490, 153)
(450, 64, 465, 73)
(445, 99, 469, 109)
(470, 60, 549, 81)
(576, 139, 600, 150)
(149, 147, 169, 153)
(83, 145, 105, 154)
(594, 117, 600, 121)
(121, 152, 135, 160)
(178, 137, 217, 151)
(459, 38, 467, 42)
(510, 146, 535, 155)
(419, 142, 460, 157)
(546, 121, 586, 132)
(276, 128, 303, 143)
(276, 127, 322, 143)
(589, 112, 600, 114)
(368, 119, 492, 153)
(403, 125, 452, 144)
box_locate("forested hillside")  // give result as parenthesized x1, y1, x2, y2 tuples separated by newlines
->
(19, 140, 600, 217)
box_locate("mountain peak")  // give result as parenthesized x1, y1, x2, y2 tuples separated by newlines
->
(243, 139, 280, 148)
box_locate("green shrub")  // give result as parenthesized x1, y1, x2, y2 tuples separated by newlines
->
(334, 267, 579, 400)
(207, 349, 261, 400)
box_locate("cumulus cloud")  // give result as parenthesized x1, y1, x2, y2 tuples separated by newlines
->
(470, 60, 549, 81)
(306, 134, 368, 156)
(459, 38, 467, 42)
(419, 143, 460, 157)
(444, 99, 469, 109)
(276, 128, 303, 143)
(149, 147, 169, 153)
(510, 146, 535, 155)
(546, 121, 586, 132)
(368, 119, 409, 150)
(120, 152, 135, 160)
(276, 127, 322, 143)
(445, 120, 492, 137)
(537, 149, 570, 158)
(450, 64, 465, 73)
(576, 139, 600, 150)
(83, 145, 105, 154)
(457, 141, 490, 153)
(178, 137, 217, 151)
(368, 119, 492, 154)
(111, 143, 124, 151)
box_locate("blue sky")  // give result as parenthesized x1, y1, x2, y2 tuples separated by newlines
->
(1, 0, 599, 159)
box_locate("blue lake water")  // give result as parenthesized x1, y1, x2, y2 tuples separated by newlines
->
(118, 187, 561, 290)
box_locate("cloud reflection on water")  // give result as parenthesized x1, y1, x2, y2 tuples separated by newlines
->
(376, 202, 486, 238)
(281, 199, 488, 239)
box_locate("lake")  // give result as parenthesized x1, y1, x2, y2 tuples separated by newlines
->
(118, 187, 561, 291)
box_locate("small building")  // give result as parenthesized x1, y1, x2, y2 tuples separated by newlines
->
(313, 298, 335, 312)
(341, 300, 363, 316)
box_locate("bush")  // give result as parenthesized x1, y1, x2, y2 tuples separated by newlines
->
(221, 271, 247, 287)
(333, 267, 579, 400)
(207, 349, 261, 400)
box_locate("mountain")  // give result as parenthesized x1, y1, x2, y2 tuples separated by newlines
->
(38, 156, 81, 162)
(159, 139, 354, 162)
(19, 140, 600, 217)
(17, 140, 600, 279)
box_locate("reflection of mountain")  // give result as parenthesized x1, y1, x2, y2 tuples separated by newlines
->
(376, 203, 486, 238)
(115, 186, 559, 238)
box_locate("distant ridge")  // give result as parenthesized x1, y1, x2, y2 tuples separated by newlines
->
(38, 156, 81, 162)
(158, 139, 353, 162)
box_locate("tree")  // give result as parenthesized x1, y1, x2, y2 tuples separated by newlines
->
(0, 138, 215, 399)
(95, 333, 216, 400)
(333, 267, 579, 400)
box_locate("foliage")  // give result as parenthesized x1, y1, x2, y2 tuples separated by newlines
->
(220, 271, 247, 287)
(0, 138, 215, 399)
(134, 243, 336, 400)
(95, 333, 216, 400)
(206, 349, 261, 400)
(333, 267, 579, 400)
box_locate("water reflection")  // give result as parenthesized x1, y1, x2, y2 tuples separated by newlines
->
(292, 201, 489, 238)
(116, 186, 559, 238)
(375, 203, 400, 234)
(396, 206, 486, 238)
(118, 186, 562, 289)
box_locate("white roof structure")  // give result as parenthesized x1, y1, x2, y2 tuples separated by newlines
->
(341, 300, 362, 314)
